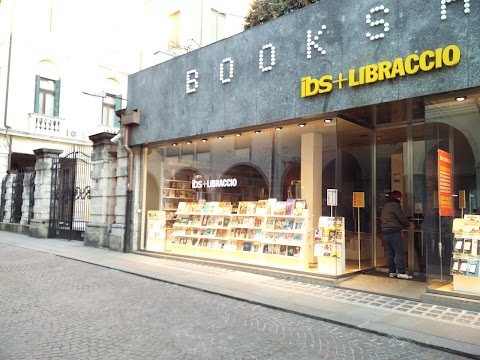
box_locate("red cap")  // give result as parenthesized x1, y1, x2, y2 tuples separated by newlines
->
(390, 191, 402, 199)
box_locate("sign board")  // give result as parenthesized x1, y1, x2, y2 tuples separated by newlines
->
(438, 149, 453, 216)
(353, 192, 365, 208)
(327, 189, 338, 206)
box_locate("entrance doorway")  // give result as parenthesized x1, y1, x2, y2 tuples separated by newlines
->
(375, 124, 426, 276)
(338, 99, 427, 277)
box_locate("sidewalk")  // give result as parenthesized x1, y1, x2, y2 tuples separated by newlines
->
(0, 231, 479, 359)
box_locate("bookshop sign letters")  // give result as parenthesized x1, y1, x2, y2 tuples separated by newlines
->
(192, 178, 238, 189)
(301, 45, 461, 97)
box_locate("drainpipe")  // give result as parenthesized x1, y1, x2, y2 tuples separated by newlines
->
(3, 0, 15, 172)
(122, 125, 133, 253)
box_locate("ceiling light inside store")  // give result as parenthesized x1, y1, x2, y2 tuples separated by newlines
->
(235, 133, 241, 137)
(217, 136, 224, 139)
(275, 127, 282, 131)
(298, 123, 306, 127)
(172, 143, 178, 146)
(186, 141, 192, 144)
(324, 118, 332, 123)
(455, 96, 467, 101)
(254, 130, 261, 133)
(201, 139, 207, 142)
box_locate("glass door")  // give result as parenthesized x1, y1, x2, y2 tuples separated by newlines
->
(375, 123, 426, 276)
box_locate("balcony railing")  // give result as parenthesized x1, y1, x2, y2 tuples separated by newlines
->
(27, 113, 118, 141)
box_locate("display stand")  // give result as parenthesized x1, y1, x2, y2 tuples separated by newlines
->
(314, 216, 345, 276)
(169, 200, 310, 271)
(353, 192, 365, 270)
(450, 216, 480, 295)
(146, 210, 166, 251)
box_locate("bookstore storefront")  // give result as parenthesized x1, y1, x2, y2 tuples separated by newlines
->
(126, 0, 480, 300)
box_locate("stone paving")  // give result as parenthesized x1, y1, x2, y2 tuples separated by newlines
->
(0, 244, 470, 360)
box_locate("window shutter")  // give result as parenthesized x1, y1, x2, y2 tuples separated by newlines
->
(53, 79, 61, 116)
(114, 96, 122, 128)
(33, 75, 40, 113)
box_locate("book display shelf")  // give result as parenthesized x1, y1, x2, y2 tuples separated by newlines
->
(162, 169, 199, 242)
(314, 216, 346, 276)
(450, 215, 480, 295)
(169, 199, 311, 270)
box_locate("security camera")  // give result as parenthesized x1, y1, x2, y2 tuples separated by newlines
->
(111, 132, 123, 143)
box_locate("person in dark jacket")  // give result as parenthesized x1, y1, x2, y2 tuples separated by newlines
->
(381, 191, 413, 279)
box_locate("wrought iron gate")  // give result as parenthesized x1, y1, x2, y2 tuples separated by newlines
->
(10, 173, 25, 223)
(49, 150, 91, 240)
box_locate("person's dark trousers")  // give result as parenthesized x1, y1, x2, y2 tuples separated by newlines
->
(383, 231, 406, 274)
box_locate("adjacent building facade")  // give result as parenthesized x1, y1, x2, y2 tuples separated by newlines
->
(123, 0, 480, 303)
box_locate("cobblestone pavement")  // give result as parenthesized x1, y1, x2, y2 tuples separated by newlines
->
(0, 244, 470, 360)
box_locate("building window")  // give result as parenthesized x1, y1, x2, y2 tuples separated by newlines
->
(168, 11, 180, 50)
(102, 94, 121, 128)
(34, 75, 60, 116)
(210, 9, 226, 43)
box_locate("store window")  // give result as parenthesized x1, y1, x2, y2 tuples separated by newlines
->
(142, 120, 339, 274)
(425, 89, 480, 298)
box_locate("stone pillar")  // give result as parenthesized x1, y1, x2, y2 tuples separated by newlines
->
(20, 173, 34, 225)
(0, 134, 10, 176)
(2, 174, 15, 223)
(84, 133, 118, 248)
(29, 148, 63, 238)
(109, 144, 128, 252)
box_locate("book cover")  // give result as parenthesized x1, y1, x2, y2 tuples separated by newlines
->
(453, 238, 464, 254)
(266, 198, 277, 216)
(466, 259, 479, 277)
(177, 202, 186, 213)
(195, 199, 206, 213)
(279, 245, 287, 255)
(209, 202, 220, 213)
(287, 246, 295, 256)
(294, 220, 304, 230)
(274, 201, 287, 215)
(452, 218, 464, 234)
(236, 240, 244, 251)
(243, 241, 252, 251)
(246, 202, 257, 215)
(272, 244, 280, 255)
(265, 218, 275, 230)
(458, 259, 468, 275)
(284, 219, 294, 231)
(238, 202, 248, 215)
(293, 246, 301, 257)
(255, 200, 268, 215)
(207, 239, 216, 248)
(463, 238, 473, 254)
(286, 199, 296, 216)
(263, 244, 269, 253)
(203, 203, 211, 213)
(268, 245, 274, 254)
(274, 219, 285, 230)
(254, 217, 263, 228)
(223, 217, 230, 227)
(293, 200, 306, 216)
(253, 242, 261, 252)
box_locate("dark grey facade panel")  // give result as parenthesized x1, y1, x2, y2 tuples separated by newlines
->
(127, 0, 479, 146)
